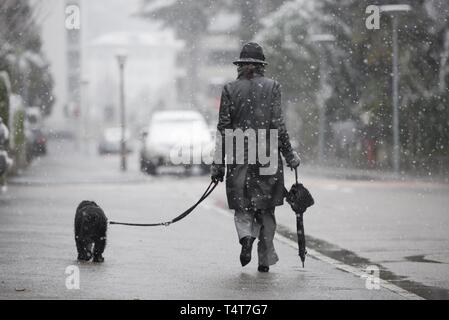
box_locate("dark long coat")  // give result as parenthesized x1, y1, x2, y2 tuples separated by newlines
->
(214, 71, 296, 210)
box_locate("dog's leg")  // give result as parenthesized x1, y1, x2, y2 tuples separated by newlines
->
(93, 237, 106, 262)
(75, 237, 85, 261)
(75, 227, 90, 261)
(75, 215, 84, 261)
(93, 224, 107, 263)
(86, 242, 93, 259)
(75, 212, 91, 261)
(76, 239, 92, 261)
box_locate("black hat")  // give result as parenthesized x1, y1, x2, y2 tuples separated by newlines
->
(233, 42, 268, 66)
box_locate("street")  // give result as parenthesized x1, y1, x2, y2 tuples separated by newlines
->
(1, 139, 448, 299)
(3, 0, 449, 306)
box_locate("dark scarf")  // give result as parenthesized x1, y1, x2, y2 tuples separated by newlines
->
(237, 64, 265, 80)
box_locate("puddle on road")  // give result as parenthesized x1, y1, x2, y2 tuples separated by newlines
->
(276, 224, 449, 300)
(405, 255, 444, 264)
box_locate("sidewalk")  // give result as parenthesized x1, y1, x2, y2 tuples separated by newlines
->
(297, 163, 449, 184)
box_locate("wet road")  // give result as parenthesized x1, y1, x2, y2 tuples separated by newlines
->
(0, 139, 446, 299)
(276, 164, 449, 299)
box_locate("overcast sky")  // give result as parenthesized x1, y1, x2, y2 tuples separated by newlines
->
(83, 0, 159, 41)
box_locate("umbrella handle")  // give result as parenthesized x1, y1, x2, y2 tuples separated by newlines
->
(294, 167, 299, 186)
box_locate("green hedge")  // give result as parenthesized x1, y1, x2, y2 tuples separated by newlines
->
(0, 77, 9, 129)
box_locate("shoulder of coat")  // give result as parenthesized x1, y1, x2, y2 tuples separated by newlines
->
(222, 80, 239, 95)
(225, 79, 239, 88)
(258, 76, 279, 87)
(259, 77, 281, 92)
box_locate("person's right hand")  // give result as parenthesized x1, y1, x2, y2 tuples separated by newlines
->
(286, 151, 301, 169)
(211, 163, 225, 183)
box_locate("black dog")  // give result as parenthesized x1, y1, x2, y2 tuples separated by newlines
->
(74, 201, 108, 262)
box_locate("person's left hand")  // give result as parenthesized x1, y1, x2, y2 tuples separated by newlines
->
(286, 151, 301, 169)
(211, 163, 226, 183)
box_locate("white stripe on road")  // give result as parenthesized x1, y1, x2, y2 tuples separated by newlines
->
(274, 235, 423, 300)
(203, 202, 424, 300)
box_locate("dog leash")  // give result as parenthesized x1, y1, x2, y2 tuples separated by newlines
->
(109, 181, 219, 227)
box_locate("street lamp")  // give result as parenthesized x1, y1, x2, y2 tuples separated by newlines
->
(116, 52, 128, 172)
(380, 4, 412, 174)
(310, 34, 336, 164)
(81, 78, 90, 155)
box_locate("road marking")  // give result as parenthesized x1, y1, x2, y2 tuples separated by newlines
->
(203, 202, 424, 300)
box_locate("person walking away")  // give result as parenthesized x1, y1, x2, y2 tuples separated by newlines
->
(211, 43, 300, 272)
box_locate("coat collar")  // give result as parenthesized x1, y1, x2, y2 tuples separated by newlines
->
(237, 64, 265, 80)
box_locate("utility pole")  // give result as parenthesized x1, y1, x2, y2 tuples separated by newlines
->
(380, 4, 412, 174)
(310, 34, 335, 164)
(392, 15, 400, 174)
(116, 53, 127, 172)
(81, 78, 89, 155)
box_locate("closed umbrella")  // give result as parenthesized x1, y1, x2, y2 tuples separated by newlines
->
(285, 168, 315, 267)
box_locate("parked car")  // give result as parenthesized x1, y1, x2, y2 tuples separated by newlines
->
(25, 107, 47, 160)
(26, 128, 47, 157)
(98, 127, 132, 155)
(140, 110, 214, 175)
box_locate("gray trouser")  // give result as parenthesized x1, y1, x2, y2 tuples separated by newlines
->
(234, 207, 279, 266)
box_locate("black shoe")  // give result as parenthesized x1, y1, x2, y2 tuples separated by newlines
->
(77, 250, 92, 262)
(77, 254, 90, 262)
(258, 265, 269, 273)
(240, 237, 255, 267)
(93, 254, 104, 263)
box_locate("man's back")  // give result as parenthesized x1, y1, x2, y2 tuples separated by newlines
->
(211, 41, 300, 212)
(223, 75, 279, 131)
